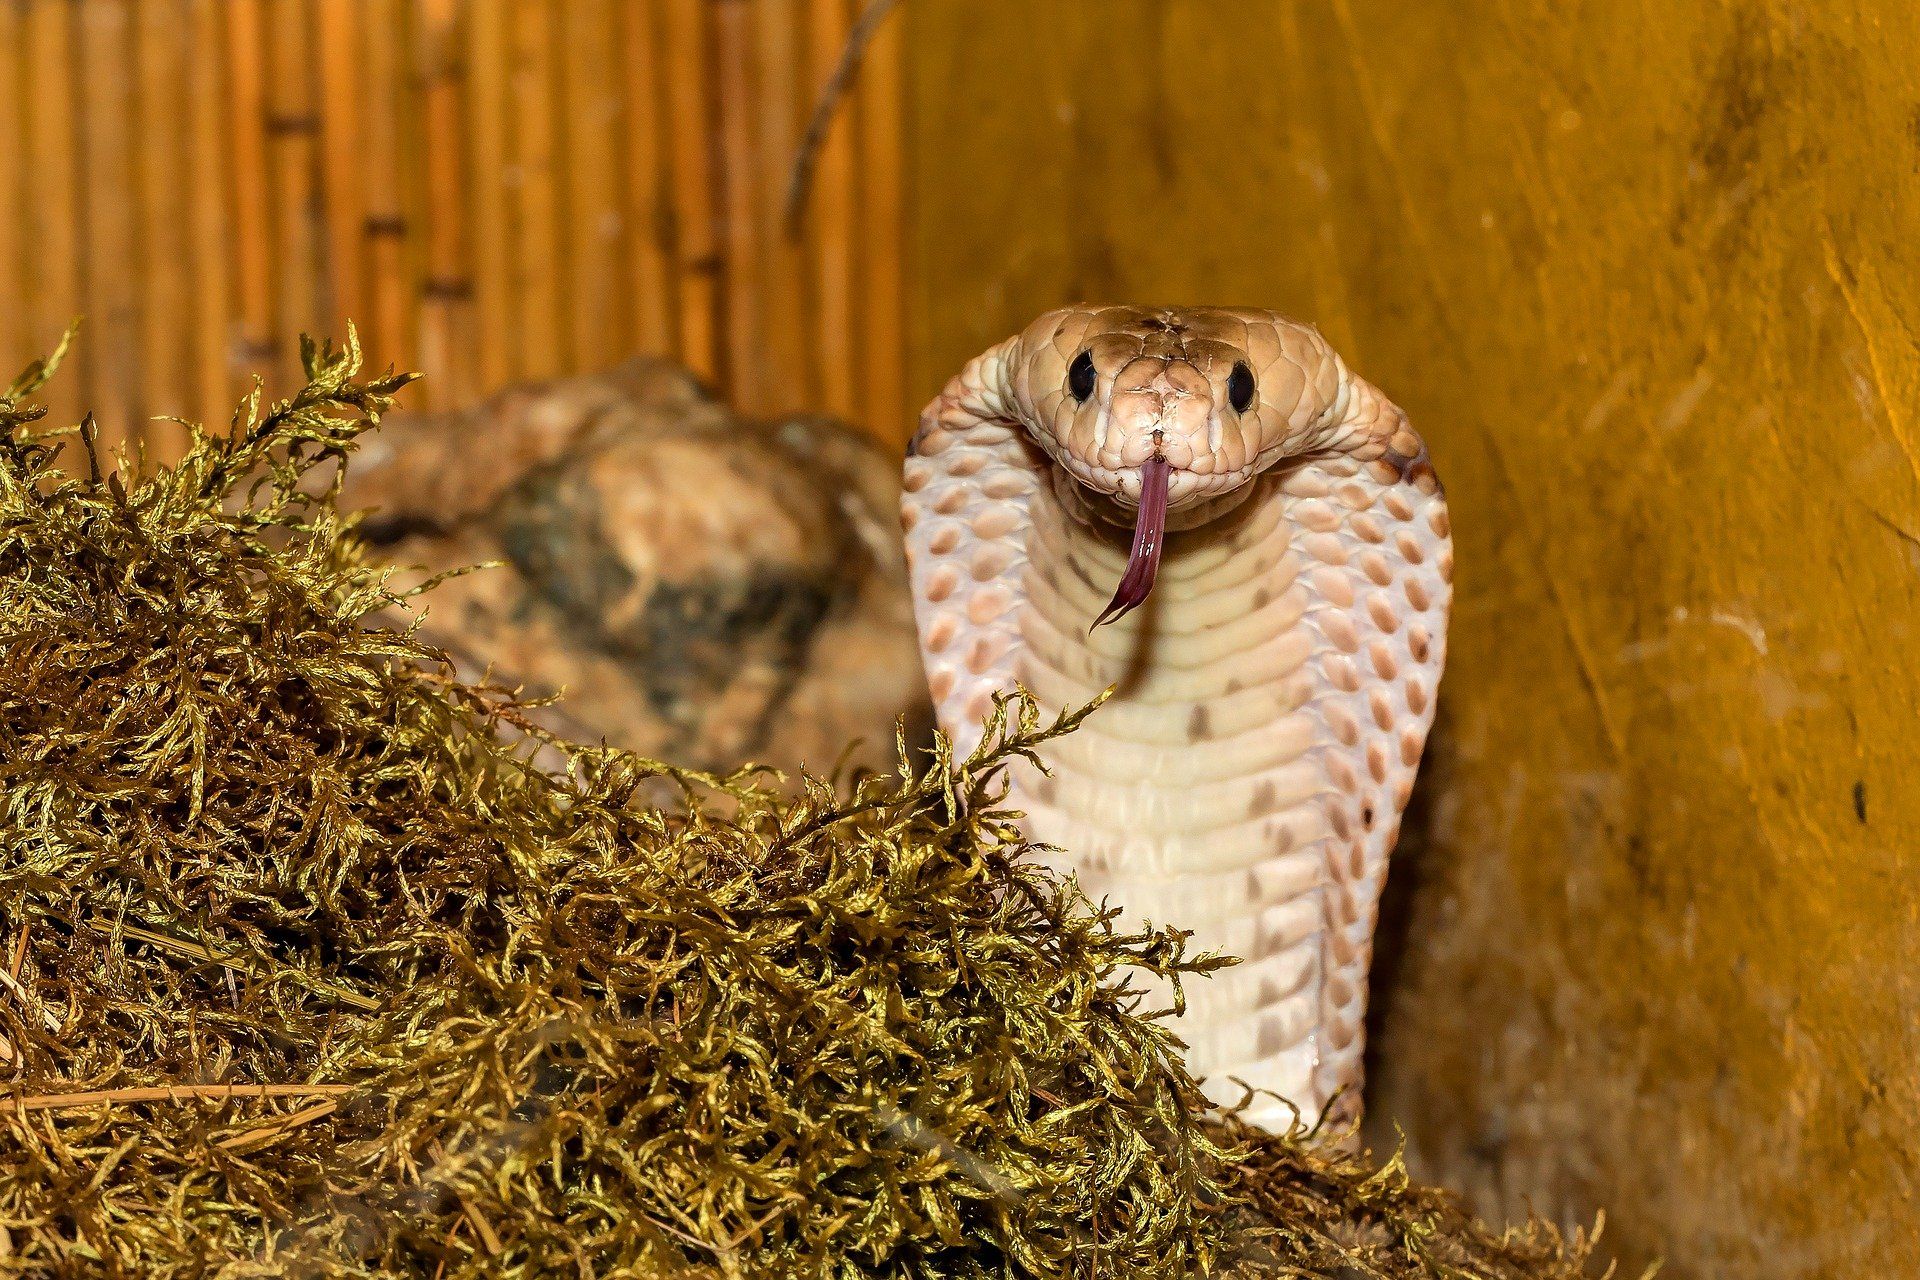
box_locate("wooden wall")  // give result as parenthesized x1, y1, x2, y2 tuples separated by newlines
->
(0, 0, 906, 456)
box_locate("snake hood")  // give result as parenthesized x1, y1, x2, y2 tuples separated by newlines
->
(903, 304, 1450, 1131)
(997, 306, 1412, 625)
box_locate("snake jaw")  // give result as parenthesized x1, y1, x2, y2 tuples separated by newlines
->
(1091, 455, 1171, 629)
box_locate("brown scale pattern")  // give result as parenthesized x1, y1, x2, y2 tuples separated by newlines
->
(1281, 458, 1450, 1125)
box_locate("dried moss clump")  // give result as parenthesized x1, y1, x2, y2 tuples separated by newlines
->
(0, 334, 1602, 1280)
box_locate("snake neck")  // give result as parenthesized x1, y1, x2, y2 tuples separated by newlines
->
(1008, 466, 1342, 1124)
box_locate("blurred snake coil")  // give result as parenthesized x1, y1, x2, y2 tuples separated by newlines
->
(0, 330, 1601, 1278)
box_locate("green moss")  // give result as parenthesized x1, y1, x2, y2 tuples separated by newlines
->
(0, 333, 1601, 1279)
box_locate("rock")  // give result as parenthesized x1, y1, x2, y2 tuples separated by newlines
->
(344, 359, 930, 776)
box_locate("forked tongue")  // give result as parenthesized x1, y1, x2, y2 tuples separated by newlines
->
(1092, 455, 1171, 629)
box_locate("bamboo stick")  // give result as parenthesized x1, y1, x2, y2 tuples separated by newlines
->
(506, 2, 564, 379)
(560, 0, 626, 373)
(419, 0, 475, 407)
(315, 0, 367, 340)
(267, 0, 323, 387)
(856, 0, 906, 443)
(23, 2, 83, 432)
(227, 0, 277, 385)
(135, 0, 191, 455)
(187, 0, 235, 427)
(466, 0, 514, 387)
(804, 0, 859, 421)
(619, 1, 676, 360)
(714, 0, 763, 413)
(661, 0, 720, 384)
(362, 0, 416, 383)
(754, 0, 810, 415)
(79, 0, 141, 453)
(0, 3, 24, 379)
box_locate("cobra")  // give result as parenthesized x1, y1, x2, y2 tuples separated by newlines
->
(901, 306, 1451, 1131)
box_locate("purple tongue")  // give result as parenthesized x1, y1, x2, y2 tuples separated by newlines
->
(1092, 456, 1171, 629)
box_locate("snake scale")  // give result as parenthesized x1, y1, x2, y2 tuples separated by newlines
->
(901, 306, 1451, 1131)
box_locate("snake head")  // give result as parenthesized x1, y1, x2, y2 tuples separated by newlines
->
(1006, 305, 1349, 625)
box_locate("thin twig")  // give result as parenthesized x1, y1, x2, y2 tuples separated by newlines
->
(727, 1196, 802, 1250)
(109, 920, 381, 1013)
(431, 1215, 468, 1280)
(214, 1098, 340, 1152)
(9, 923, 28, 980)
(456, 1192, 503, 1256)
(639, 1210, 709, 1255)
(782, 0, 908, 232)
(423, 1137, 507, 1257)
(0, 967, 60, 1034)
(3, 1083, 354, 1114)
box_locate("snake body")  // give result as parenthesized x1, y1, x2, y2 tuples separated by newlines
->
(901, 307, 1451, 1130)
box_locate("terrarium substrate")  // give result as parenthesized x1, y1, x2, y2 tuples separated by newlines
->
(0, 334, 1603, 1279)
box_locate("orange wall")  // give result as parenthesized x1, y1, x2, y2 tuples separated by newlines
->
(904, 3, 1920, 1276)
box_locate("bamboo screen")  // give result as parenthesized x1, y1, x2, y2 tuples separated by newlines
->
(0, 0, 908, 458)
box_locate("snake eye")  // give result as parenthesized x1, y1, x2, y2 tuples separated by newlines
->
(1227, 361, 1257, 414)
(1067, 350, 1097, 403)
